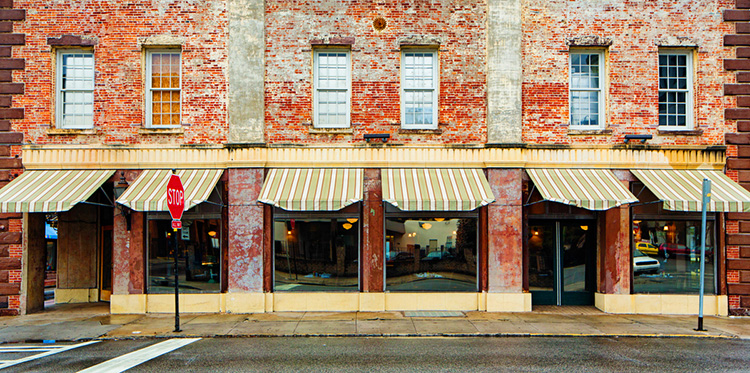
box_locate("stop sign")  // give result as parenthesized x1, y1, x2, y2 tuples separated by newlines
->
(166, 173, 185, 223)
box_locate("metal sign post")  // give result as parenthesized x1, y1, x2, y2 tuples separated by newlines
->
(696, 178, 711, 332)
(166, 170, 185, 333)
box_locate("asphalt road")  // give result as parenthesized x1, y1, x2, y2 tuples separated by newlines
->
(5, 337, 750, 372)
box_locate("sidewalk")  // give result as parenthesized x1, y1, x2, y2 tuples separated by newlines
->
(0, 303, 748, 343)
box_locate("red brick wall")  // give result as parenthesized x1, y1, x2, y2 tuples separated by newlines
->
(13, 1, 228, 145)
(522, 0, 734, 145)
(265, 1, 487, 145)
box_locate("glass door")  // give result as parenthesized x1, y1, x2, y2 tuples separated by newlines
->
(529, 220, 595, 306)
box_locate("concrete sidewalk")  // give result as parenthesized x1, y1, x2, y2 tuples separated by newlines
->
(0, 303, 748, 343)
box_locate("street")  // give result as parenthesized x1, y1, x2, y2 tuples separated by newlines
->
(2, 337, 750, 372)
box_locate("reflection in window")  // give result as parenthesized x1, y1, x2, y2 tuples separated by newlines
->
(274, 218, 359, 291)
(632, 220, 714, 294)
(147, 219, 221, 293)
(385, 217, 477, 292)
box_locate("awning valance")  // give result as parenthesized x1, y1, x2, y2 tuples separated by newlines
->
(0, 170, 114, 213)
(632, 169, 750, 212)
(526, 168, 637, 211)
(116, 169, 223, 212)
(382, 168, 495, 211)
(258, 168, 363, 211)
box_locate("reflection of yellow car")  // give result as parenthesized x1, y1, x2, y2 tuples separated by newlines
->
(635, 242, 658, 256)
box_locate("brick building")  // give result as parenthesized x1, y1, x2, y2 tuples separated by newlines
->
(0, 0, 746, 316)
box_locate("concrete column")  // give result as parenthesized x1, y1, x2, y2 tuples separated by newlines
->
(361, 169, 384, 292)
(487, 0, 522, 144)
(20, 213, 44, 314)
(487, 169, 523, 292)
(228, 0, 264, 143)
(227, 168, 264, 292)
(599, 206, 631, 294)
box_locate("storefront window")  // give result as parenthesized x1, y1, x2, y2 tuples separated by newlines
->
(632, 219, 715, 294)
(147, 218, 222, 293)
(385, 217, 477, 292)
(274, 217, 359, 291)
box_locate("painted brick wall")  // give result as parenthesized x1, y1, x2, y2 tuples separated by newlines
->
(724, 0, 750, 316)
(14, 0, 228, 146)
(265, 0, 487, 145)
(522, 0, 734, 145)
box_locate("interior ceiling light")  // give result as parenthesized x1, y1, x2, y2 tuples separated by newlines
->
(342, 223, 353, 230)
(421, 223, 432, 230)
(347, 218, 358, 224)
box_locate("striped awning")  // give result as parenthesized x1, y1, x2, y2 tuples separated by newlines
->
(527, 168, 638, 211)
(0, 170, 114, 213)
(632, 169, 750, 212)
(382, 169, 495, 211)
(116, 169, 223, 212)
(258, 168, 363, 211)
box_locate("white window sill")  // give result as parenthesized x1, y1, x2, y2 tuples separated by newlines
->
(568, 127, 611, 135)
(47, 128, 97, 135)
(139, 127, 184, 135)
(308, 127, 353, 134)
(658, 128, 702, 136)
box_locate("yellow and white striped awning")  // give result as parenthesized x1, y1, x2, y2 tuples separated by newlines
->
(382, 168, 495, 211)
(0, 170, 114, 213)
(527, 168, 638, 211)
(632, 169, 750, 212)
(258, 168, 363, 211)
(116, 169, 223, 212)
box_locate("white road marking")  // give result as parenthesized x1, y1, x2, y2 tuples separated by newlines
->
(0, 341, 100, 370)
(78, 338, 201, 373)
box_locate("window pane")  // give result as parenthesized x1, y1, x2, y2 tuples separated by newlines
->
(274, 218, 359, 291)
(633, 220, 715, 294)
(147, 219, 222, 294)
(315, 51, 349, 127)
(385, 217, 477, 292)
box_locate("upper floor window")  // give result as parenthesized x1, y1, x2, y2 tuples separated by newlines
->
(401, 50, 438, 129)
(569, 50, 604, 129)
(56, 50, 94, 129)
(313, 49, 350, 128)
(658, 50, 693, 129)
(146, 50, 181, 128)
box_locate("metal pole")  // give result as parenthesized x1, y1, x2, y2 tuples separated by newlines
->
(696, 178, 710, 332)
(174, 227, 181, 332)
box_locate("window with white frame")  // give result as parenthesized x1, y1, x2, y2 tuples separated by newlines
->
(569, 50, 604, 128)
(56, 50, 94, 129)
(146, 50, 181, 127)
(313, 49, 350, 128)
(658, 50, 693, 129)
(401, 50, 438, 129)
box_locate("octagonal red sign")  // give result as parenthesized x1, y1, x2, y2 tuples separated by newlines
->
(166, 173, 185, 222)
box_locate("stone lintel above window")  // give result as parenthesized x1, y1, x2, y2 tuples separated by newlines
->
(567, 36, 612, 47)
(655, 36, 698, 48)
(47, 35, 98, 47)
(398, 35, 441, 47)
(138, 35, 186, 48)
(310, 36, 355, 46)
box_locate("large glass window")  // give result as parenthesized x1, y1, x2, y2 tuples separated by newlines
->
(274, 217, 359, 291)
(147, 218, 221, 294)
(632, 219, 715, 294)
(146, 50, 181, 127)
(385, 216, 477, 292)
(313, 49, 351, 128)
(56, 50, 94, 129)
(658, 50, 693, 129)
(401, 50, 438, 129)
(569, 50, 604, 128)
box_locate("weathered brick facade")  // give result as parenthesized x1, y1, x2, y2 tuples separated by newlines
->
(724, 0, 750, 316)
(0, 0, 24, 316)
(522, 0, 733, 146)
(265, 0, 487, 145)
(13, 0, 228, 145)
